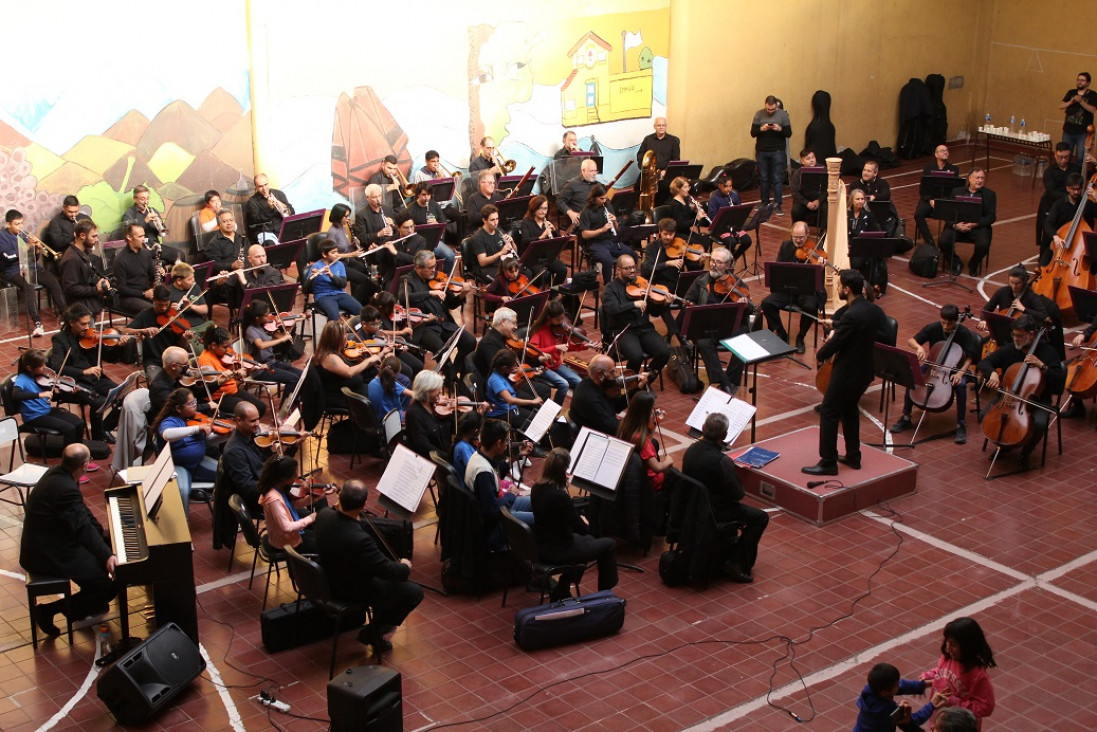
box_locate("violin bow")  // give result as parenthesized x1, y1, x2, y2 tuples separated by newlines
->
(186, 340, 218, 407)
(95, 310, 106, 370)
(49, 347, 74, 397)
(643, 248, 661, 305)
(510, 267, 545, 300)
(154, 285, 211, 336)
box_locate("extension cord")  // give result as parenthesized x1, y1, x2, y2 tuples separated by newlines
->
(259, 696, 291, 713)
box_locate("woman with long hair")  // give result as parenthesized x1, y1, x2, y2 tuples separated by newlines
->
(518, 195, 568, 286)
(314, 320, 389, 410)
(152, 387, 219, 512)
(531, 447, 618, 600)
(578, 183, 629, 283)
(366, 355, 411, 423)
(258, 454, 321, 553)
(616, 391, 675, 494)
(528, 299, 583, 397)
(326, 203, 377, 304)
(242, 300, 302, 388)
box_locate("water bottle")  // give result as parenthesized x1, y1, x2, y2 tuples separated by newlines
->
(984, 112, 991, 131)
(98, 623, 112, 656)
(1019, 117, 1027, 137)
(1008, 115, 1016, 134)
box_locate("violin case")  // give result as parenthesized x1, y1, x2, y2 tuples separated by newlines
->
(667, 345, 702, 394)
(513, 590, 626, 651)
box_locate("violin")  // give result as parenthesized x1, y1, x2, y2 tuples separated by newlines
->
(647, 407, 666, 432)
(290, 479, 338, 499)
(222, 348, 270, 372)
(255, 427, 306, 448)
(343, 339, 389, 361)
(187, 412, 234, 435)
(392, 304, 431, 325)
(36, 367, 94, 396)
(428, 271, 475, 294)
(664, 236, 708, 263)
(908, 308, 973, 413)
(508, 364, 544, 384)
(263, 312, 306, 333)
(506, 337, 549, 364)
(603, 368, 647, 398)
(433, 395, 480, 417)
(551, 319, 602, 350)
(506, 274, 540, 297)
(156, 305, 192, 337)
(79, 327, 131, 349)
(178, 366, 222, 387)
(981, 328, 1047, 449)
(624, 276, 667, 303)
(713, 272, 755, 307)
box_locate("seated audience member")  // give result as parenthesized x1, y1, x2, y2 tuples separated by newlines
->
(681, 412, 769, 583)
(531, 448, 618, 600)
(315, 479, 424, 655)
(259, 455, 320, 553)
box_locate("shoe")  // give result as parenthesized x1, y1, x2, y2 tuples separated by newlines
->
(32, 323, 45, 337)
(85, 462, 100, 473)
(801, 462, 838, 476)
(955, 423, 967, 445)
(679, 338, 694, 353)
(951, 260, 962, 276)
(775, 208, 785, 217)
(356, 624, 393, 654)
(795, 339, 806, 354)
(721, 561, 754, 584)
(1061, 401, 1085, 419)
(33, 605, 61, 638)
(78, 475, 90, 485)
(836, 455, 861, 470)
(103, 431, 116, 445)
(889, 415, 912, 434)
(968, 262, 979, 277)
(529, 445, 548, 458)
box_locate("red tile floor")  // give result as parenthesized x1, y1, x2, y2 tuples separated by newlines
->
(2, 145, 1096, 730)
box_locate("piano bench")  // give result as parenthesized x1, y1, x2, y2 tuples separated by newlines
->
(26, 573, 74, 649)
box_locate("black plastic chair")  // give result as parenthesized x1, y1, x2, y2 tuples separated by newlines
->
(284, 546, 372, 680)
(228, 493, 286, 611)
(341, 388, 389, 468)
(498, 506, 585, 608)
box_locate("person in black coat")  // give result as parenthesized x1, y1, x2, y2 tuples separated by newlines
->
(20, 444, 117, 634)
(315, 480, 423, 654)
(568, 355, 632, 436)
(913, 145, 960, 247)
(938, 169, 997, 277)
(681, 413, 768, 583)
(601, 254, 670, 376)
(804, 270, 888, 476)
(531, 448, 618, 599)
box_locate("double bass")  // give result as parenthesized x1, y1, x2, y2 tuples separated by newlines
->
(908, 308, 973, 413)
(980, 327, 1047, 449)
(1031, 177, 1097, 315)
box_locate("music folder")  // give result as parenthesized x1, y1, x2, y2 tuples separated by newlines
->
(279, 209, 325, 243)
(427, 177, 456, 202)
(567, 427, 634, 501)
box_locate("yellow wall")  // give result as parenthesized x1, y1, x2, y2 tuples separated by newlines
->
(668, 0, 999, 165)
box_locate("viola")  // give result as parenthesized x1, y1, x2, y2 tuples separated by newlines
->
(344, 339, 389, 361)
(647, 407, 666, 432)
(79, 327, 130, 349)
(187, 412, 234, 435)
(713, 272, 755, 308)
(156, 307, 192, 337)
(908, 309, 973, 413)
(604, 368, 646, 397)
(428, 271, 476, 294)
(981, 328, 1047, 449)
(1031, 177, 1097, 315)
(222, 348, 270, 372)
(506, 274, 540, 297)
(508, 364, 544, 384)
(290, 479, 337, 499)
(36, 367, 93, 396)
(392, 304, 430, 325)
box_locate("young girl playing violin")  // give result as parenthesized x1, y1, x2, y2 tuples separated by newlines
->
(152, 387, 220, 513)
(258, 454, 323, 553)
(617, 391, 676, 495)
(49, 303, 122, 442)
(198, 326, 267, 417)
(485, 349, 543, 426)
(529, 299, 584, 394)
(242, 300, 303, 389)
(352, 304, 422, 376)
(481, 258, 537, 312)
(13, 349, 88, 452)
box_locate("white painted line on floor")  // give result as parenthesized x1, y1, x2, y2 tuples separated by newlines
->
(197, 570, 257, 594)
(36, 638, 104, 732)
(0, 568, 25, 581)
(201, 644, 246, 732)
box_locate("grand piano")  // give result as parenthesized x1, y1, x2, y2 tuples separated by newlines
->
(106, 450, 198, 645)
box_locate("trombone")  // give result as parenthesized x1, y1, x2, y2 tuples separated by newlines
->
(492, 149, 517, 174)
(393, 165, 416, 198)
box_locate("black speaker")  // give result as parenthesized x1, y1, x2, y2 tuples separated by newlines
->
(327, 665, 402, 731)
(96, 623, 206, 725)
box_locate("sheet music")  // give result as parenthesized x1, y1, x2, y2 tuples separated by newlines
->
(377, 444, 434, 513)
(522, 399, 562, 443)
(685, 386, 756, 445)
(569, 427, 633, 492)
(722, 333, 768, 362)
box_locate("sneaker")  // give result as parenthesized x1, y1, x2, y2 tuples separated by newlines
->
(955, 423, 967, 445)
(32, 323, 45, 337)
(774, 208, 785, 218)
(85, 462, 100, 473)
(889, 415, 912, 434)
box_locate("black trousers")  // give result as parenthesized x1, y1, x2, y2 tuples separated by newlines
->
(34, 551, 115, 621)
(761, 293, 817, 340)
(914, 200, 936, 245)
(938, 226, 991, 270)
(414, 325, 476, 379)
(609, 327, 669, 375)
(217, 389, 268, 418)
(363, 577, 424, 630)
(25, 409, 85, 443)
(722, 502, 769, 572)
(818, 376, 871, 465)
(541, 534, 618, 594)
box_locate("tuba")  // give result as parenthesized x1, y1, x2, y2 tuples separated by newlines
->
(638, 150, 658, 222)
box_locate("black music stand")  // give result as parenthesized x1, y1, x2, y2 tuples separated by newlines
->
(798, 167, 826, 202)
(979, 311, 1014, 349)
(265, 239, 304, 272)
(508, 290, 551, 327)
(389, 264, 415, 294)
(674, 270, 706, 300)
(190, 260, 214, 290)
(666, 162, 702, 180)
(496, 195, 534, 225)
(240, 282, 299, 316)
(741, 202, 777, 275)
(924, 198, 981, 292)
(682, 301, 746, 380)
(498, 176, 536, 199)
(864, 343, 924, 449)
(764, 261, 824, 369)
(850, 235, 900, 297)
(520, 235, 567, 272)
(609, 189, 639, 219)
(709, 203, 753, 241)
(416, 223, 445, 249)
(920, 173, 960, 202)
(617, 222, 656, 248)
(278, 209, 324, 242)
(720, 329, 795, 442)
(1069, 283, 1097, 324)
(427, 177, 456, 202)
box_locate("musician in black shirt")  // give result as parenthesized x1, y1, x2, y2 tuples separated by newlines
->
(242, 244, 287, 289)
(636, 117, 681, 177)
(760, 222, 822, 353)
(112, 224, 159, 313)
(1044, 173, 1096, 251)
(121, 185, 181, 264)
(913, 144, 960, 247)
(468, 204, 517, 283)
(938, 168, 997, 277)
(205, 210, 248, 308)
(399, 250, 475, 379)
(578, 184, 629, 283)
(517, 196, 568, 287)
(406, 182, 457, 274)
(43, 195, 90, 259)
(353, 183, 399, 285)
(464, 170, 503, 221)
(367, 155, 408, 212)
(601, 254, 670, 376)
(556, 158, 599, 228)
(59, 220, 111, 316)
(49, 304, 126, 442)
(244, 173, 294, 244)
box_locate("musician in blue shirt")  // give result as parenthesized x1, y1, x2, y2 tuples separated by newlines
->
(304, 239, 362, 320)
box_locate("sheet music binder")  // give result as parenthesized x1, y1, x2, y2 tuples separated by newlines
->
(376, 444, 436, 517)
(567, 427, 635, 501)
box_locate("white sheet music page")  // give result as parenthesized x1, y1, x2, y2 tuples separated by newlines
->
(522, 399, 562, 444)
(594, 439, 632, 487)
(377, 444, 434, 514)
(721, 398, 757, 445)
(572, 431, 609, 482)
(722, 333, 768, 362)
(685, 386, 733, 433)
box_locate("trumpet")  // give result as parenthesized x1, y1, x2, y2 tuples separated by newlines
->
(20, 232, 60, 260)
(393, 166, 416, 198)
(267, 193, 290, 217)
(147, 206, 167, 236)
(492, 149, 517, 174)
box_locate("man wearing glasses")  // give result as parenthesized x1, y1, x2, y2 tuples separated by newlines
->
(601, 254, 669, 378)
(399, 250, 476, 380)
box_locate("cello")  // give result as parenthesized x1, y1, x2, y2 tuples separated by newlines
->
(1031, 177, 1097, 315)
(908, 308, 973, 413)
(980, 327, 1047, 449)
(1064, 330, 1097, 401)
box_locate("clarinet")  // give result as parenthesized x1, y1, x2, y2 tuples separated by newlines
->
(604, 205, 617, 236)
(153, 243, 164, 285)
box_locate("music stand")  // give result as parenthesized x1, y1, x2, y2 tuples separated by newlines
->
(864, 343, 924, 449)
(682, 302, 747, 378)
(674, 270, 706, 300)
(979, 311, 1015, 349)
(850, 235, 900, 297)
(609, 189, 639, 218)
(416, 223, 445, 249)
(190, 260, 214, 290)
(798, 167, 826, 202)
(427, 177, 456, 202)
(240, 282, 300, 316)
(520, 235, 567, 272)
(498, 175, 536, 199)
(616, 222, 656, 247)
(495, 195, 533, 225)
(741, 203, 777, 275)
(764, 261, 824, 369)
(709, 203, 753, 241)
(278, 209, 324, 242)
(1069, 282, 1097, 324)
(389, 264, 415, 294)
(666, 162, 702, 180)
(719, 329, 796, 442)
(920, 173, 960, 201)
(924, 198, 981, 292)
(265, 239, 304, 272)
(508, 290, 551, 327)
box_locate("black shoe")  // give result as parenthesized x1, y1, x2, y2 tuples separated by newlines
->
(955, 423, 967, 444)
(889, 415, 912, 434)
(529, 445, 548, 458)
(801, 462, 838, 476)
(33, 605, 61, 638)
(357, 624, 394, 653)
(774, 330, 789, 344)
(679, 338, 694, 353)
(795, 339, 806, 354)
(968, 262, 979, 277)
(103, 431, 116, 445)
(1061, 401, 1085, 419)
(837, 455, 862, 470)
(1019, 452, 1032, 471)
(951, 260, 962, 276)
(721, 561, 754, 583)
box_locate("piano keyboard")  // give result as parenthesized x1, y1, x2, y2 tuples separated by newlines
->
(108, 494, 148, 564)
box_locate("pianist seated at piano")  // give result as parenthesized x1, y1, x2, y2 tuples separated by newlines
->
(153, 388, 220, 513)
(20, 444, 117, 637)
(258, 455, 321, 554)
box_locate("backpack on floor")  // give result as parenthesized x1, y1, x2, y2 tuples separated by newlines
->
(667, 346, 702, 394)
(908, 243, 940, 279)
